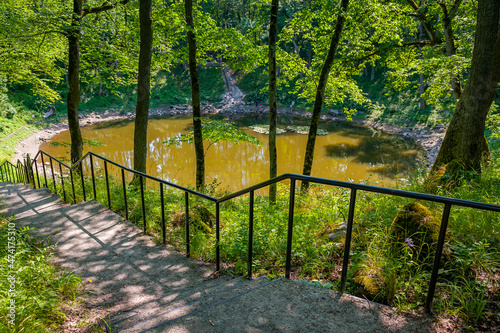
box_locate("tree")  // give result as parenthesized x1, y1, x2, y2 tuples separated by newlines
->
(301, 0, 349, 191)
(268, 0, 279, 203)
(185, 0, 205, 191)
(431, 0, 500, 175)
(0, 0, 65, 102)
(66, 0, 131, 166)
(133, 0, 153, 176)
(67, 0, 84, 166)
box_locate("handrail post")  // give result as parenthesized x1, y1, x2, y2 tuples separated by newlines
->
(121, 169, 128, 220)
(90, 154, 97, 200)
(285, 178, 296, 279)
(59, 162, 66, 201)
(340, 188, 357, 294)
(41, 153, 48, 187)
(248, 190, 255, 280)
(27, 154, 35, 187)
(30, 156, 36, 187)
(28, 154, 36, 188)
(50, 157, 56, 194)
(140, 175, 146, 233)
(16, 162, 22, 183)
(425, 203, 452, 314)
(34, 159, 41, 188)
(70, 168, 76, 204)
(104, 160, 111, 208)
(185, 192, 190, 257)
(10, 164, 15, 182)
(23, 158, 29, 185)
(1, 164, 6, 182)
(216, 202, 220, 272)
(160, 183, 166, 245)
(7, 163, 11, 182)
(2, 164, 7, 182)
(80, 160, 86, 202)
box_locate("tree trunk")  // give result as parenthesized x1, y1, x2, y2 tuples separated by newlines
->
(418, 24, 426, 110)
(64, 63, 69, 89)
(440, 1, 463, 102)
(370, 64, 375, 81)
(133, 0, 153, 176)
(268, 0, 279, 204)
(301, 0, 349, 191)
(185, 0, 205, 190)
(432, 0, 500, 174)
(419, 73, 426, 110)
(98, 65, 103, 97)
(67, 0, 83, 166)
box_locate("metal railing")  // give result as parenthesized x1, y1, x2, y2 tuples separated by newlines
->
(2, 150, 500, 315)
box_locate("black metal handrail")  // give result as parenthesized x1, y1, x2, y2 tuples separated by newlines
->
(0, 160, 22, 183)
(3, 150, 500, 315)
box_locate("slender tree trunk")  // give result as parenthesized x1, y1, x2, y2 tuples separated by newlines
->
(440, 1, 463, 102)
(268, 0, 279, 204)
(98, 65, 103, 96)
(432, 0, 500, 174)
(185, 0, 205, 190)
(418, 24, 426, 110)
(370, 64, 375, 81)
(64, 63, 69, 89)
(301, 0, 349, 191)
(133, 0, 153, 176)
(67, 0, 83, 166)
(419, 73, 426, 110)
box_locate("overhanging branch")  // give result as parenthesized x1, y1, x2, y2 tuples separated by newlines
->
(405, 0, 440, 43)
(345, 40, 440, 63)
(83, 0, 131, 17)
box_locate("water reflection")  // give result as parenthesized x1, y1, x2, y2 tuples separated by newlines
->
(40, 116, 422, 192)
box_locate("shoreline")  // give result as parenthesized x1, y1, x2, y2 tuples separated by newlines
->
(13, 102, 446, 169)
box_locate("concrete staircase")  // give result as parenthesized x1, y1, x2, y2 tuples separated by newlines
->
(106, 276, 273, 332)
(0, 181, 434, 333)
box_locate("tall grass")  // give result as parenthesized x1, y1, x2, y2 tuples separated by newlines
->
(0, 211, 84, 332)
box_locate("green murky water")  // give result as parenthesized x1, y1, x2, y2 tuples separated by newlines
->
(40, 116, 422, 192)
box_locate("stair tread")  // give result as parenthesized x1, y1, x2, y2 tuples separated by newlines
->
(116, 277, 271, 333)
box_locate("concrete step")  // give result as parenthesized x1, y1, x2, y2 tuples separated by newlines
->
(0, 182, 63, 218)
(149, 278, 432, 333)
(0, 183, 213, 314)
(107, 276, 233, 327)
(111, 276, 271, 333)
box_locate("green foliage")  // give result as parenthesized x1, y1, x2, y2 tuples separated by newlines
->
(0, 0, 66, 101)
(0, 214, 83, 332)
(164, 118, 261, 154)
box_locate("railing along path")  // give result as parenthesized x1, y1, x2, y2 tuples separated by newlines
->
(1, 150, 499, 314)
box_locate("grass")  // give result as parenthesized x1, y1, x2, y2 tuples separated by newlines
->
(16, 152, 499, 331)
(0, 207, 85, 332)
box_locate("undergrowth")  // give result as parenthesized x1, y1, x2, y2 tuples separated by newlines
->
(0, 209, 84, 332)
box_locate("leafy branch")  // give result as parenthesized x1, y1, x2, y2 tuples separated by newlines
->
(83, 0, 131, 17)
(164, 118, 261, 157)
